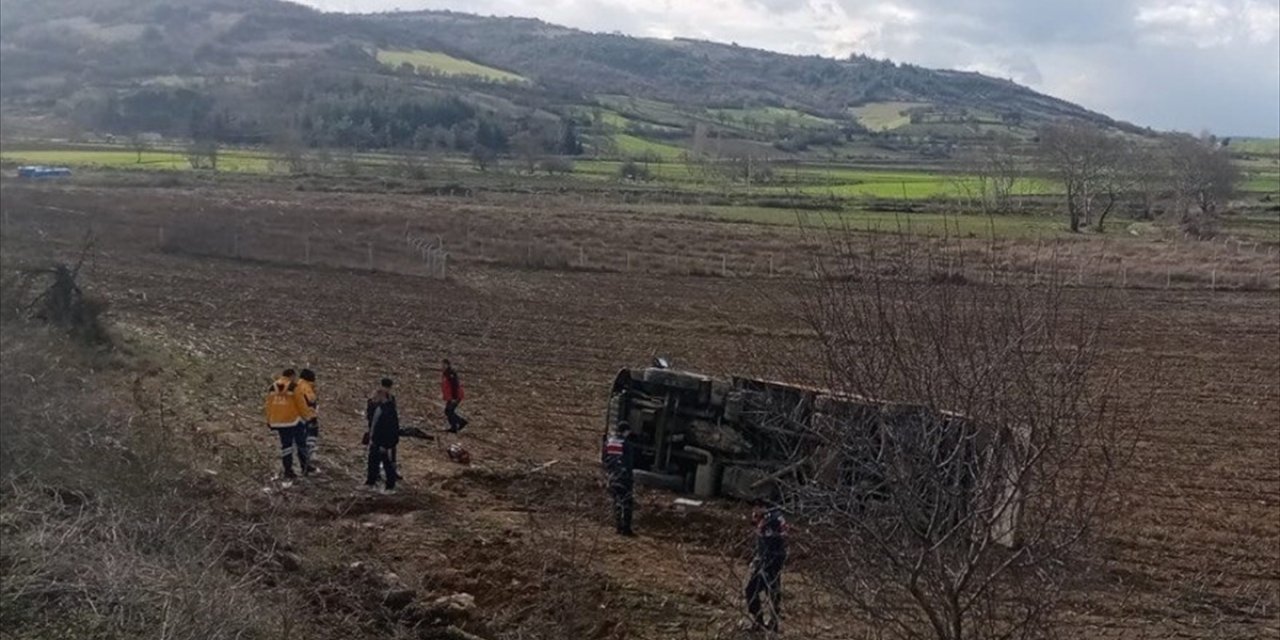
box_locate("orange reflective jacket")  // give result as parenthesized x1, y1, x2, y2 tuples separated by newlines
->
(296, 379, 318, 421)
(264, 376, 306, 429)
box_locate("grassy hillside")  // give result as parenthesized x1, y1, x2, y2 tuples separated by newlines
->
(852, 102, 929, 131)
(0, 0, 1135, 163)
(376, 49, 526, 83)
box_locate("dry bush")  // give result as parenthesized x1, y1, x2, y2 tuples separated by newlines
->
(756, 229, 1143, 640)
(0, 311, 278, 639)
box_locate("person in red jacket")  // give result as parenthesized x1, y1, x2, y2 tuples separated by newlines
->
(441, 359, 469, 433)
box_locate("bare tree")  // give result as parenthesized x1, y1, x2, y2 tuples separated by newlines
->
(510, 130, 543, 175)
(966, 137, 1022, 215)
(271, 128, 309, 175)
(1036, 122, 1124, 232)
(186, 140, 219, 171)
(470, 145, 498, 172)
(1165, 134, 1239, 234)
(128, 133, 151, 164)
(1129, 142, 1173, 221)
(1092, 140, 1145, 233)
(766, 234, 1135, 640)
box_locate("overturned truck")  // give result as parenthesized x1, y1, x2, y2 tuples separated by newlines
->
(606, 364, 1025, 544)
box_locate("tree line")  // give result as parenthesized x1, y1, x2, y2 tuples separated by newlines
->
(966, 123, 1240, 234)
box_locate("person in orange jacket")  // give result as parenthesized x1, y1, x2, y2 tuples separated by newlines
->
(264, 368, 310, 479)
(296, 368, 319, 474)
(441, 359, 469, 433)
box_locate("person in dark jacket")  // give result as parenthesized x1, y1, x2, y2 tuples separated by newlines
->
(601, 421, 635, 536)
(364, 378, 400, 494)
(441, 359, 469, 433)
(745, 502, 788, 632)
(297, 368, 319, 475)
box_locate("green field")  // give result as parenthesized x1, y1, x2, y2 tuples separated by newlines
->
(611, 134, 686, 161)
(1232, 137, 1280, 157)
(707, 106, 836, 129)
(1241, 172, 1280, 195)
(0, 148, 274, 173)
(851, 101, 929, 131)
(655, 205, 1081, 237)
(596, 95, 691, 129)
(376, 49, 525, 83)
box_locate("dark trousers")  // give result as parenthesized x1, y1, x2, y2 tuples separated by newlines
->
(275, 423, 309, 476)
(445, 400, 468, 432)
(745, 562, 783, 630)
(608, 479, 634, 534)
(304, 419, 319, 463)
(366, 444, 397, 489)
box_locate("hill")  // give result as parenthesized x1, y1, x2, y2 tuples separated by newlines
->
(0, 0, 1141, 160)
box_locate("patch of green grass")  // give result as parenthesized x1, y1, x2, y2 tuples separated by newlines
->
(661, 205, 1076, 238)
(376, 49, 525, 83)
(706, 106, 835, 129)
(596, 95, 690, 129)
(574, 159, 694, 181)
(1241, 171, 1280, 195)
(850, 101, 929, 131)
(1231, 138, 1280, 157)
(611, 134, 686, 161)
(1, 148, 273, 173)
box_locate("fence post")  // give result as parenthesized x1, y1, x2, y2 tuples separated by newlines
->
(722, 255, 728, 277)
(304, 236, 311, 265)
(1120, 260, 1127, 288)
(579, 246, 586, 268)
(768, 254, 774, 277)
(157, 226, 166, 248)
(1211, 268, 1216, 291)
(440, 252, 447, 279)
(1077, 261, 1084, 287)
(1166, 267, 1171, 289)
(367, 241, 374, 271)
(233, 232, 240, 259)
(626, 252, 632, 272)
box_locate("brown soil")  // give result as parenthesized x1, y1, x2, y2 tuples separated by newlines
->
(1, 179, 1276, 638)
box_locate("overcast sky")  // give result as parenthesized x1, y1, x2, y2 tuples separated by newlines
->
(298, 0, 1280, 136)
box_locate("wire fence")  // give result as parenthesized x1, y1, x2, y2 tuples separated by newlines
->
(152, 221, 1280, 292)
(3, 201, 1275, 292)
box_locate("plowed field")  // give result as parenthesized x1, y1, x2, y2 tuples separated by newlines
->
(2, 179, 1276, 638)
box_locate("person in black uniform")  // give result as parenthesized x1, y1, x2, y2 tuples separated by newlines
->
(745, 502, 788, 632)
(601, 421, 635, 536)
(363, 378, 400, 494)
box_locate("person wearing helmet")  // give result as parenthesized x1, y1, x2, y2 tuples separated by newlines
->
(296, 368, 319, 475)
(601, 421, 636, 536)
(745, 501, 789, 632)
(264, 368, 309, 480)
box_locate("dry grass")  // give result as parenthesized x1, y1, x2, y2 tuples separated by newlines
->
(0, 314, 283, 639)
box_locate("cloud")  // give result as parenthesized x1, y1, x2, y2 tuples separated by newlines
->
(1135, 0, 1280, 47)
(297, 0, 1280, 135)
